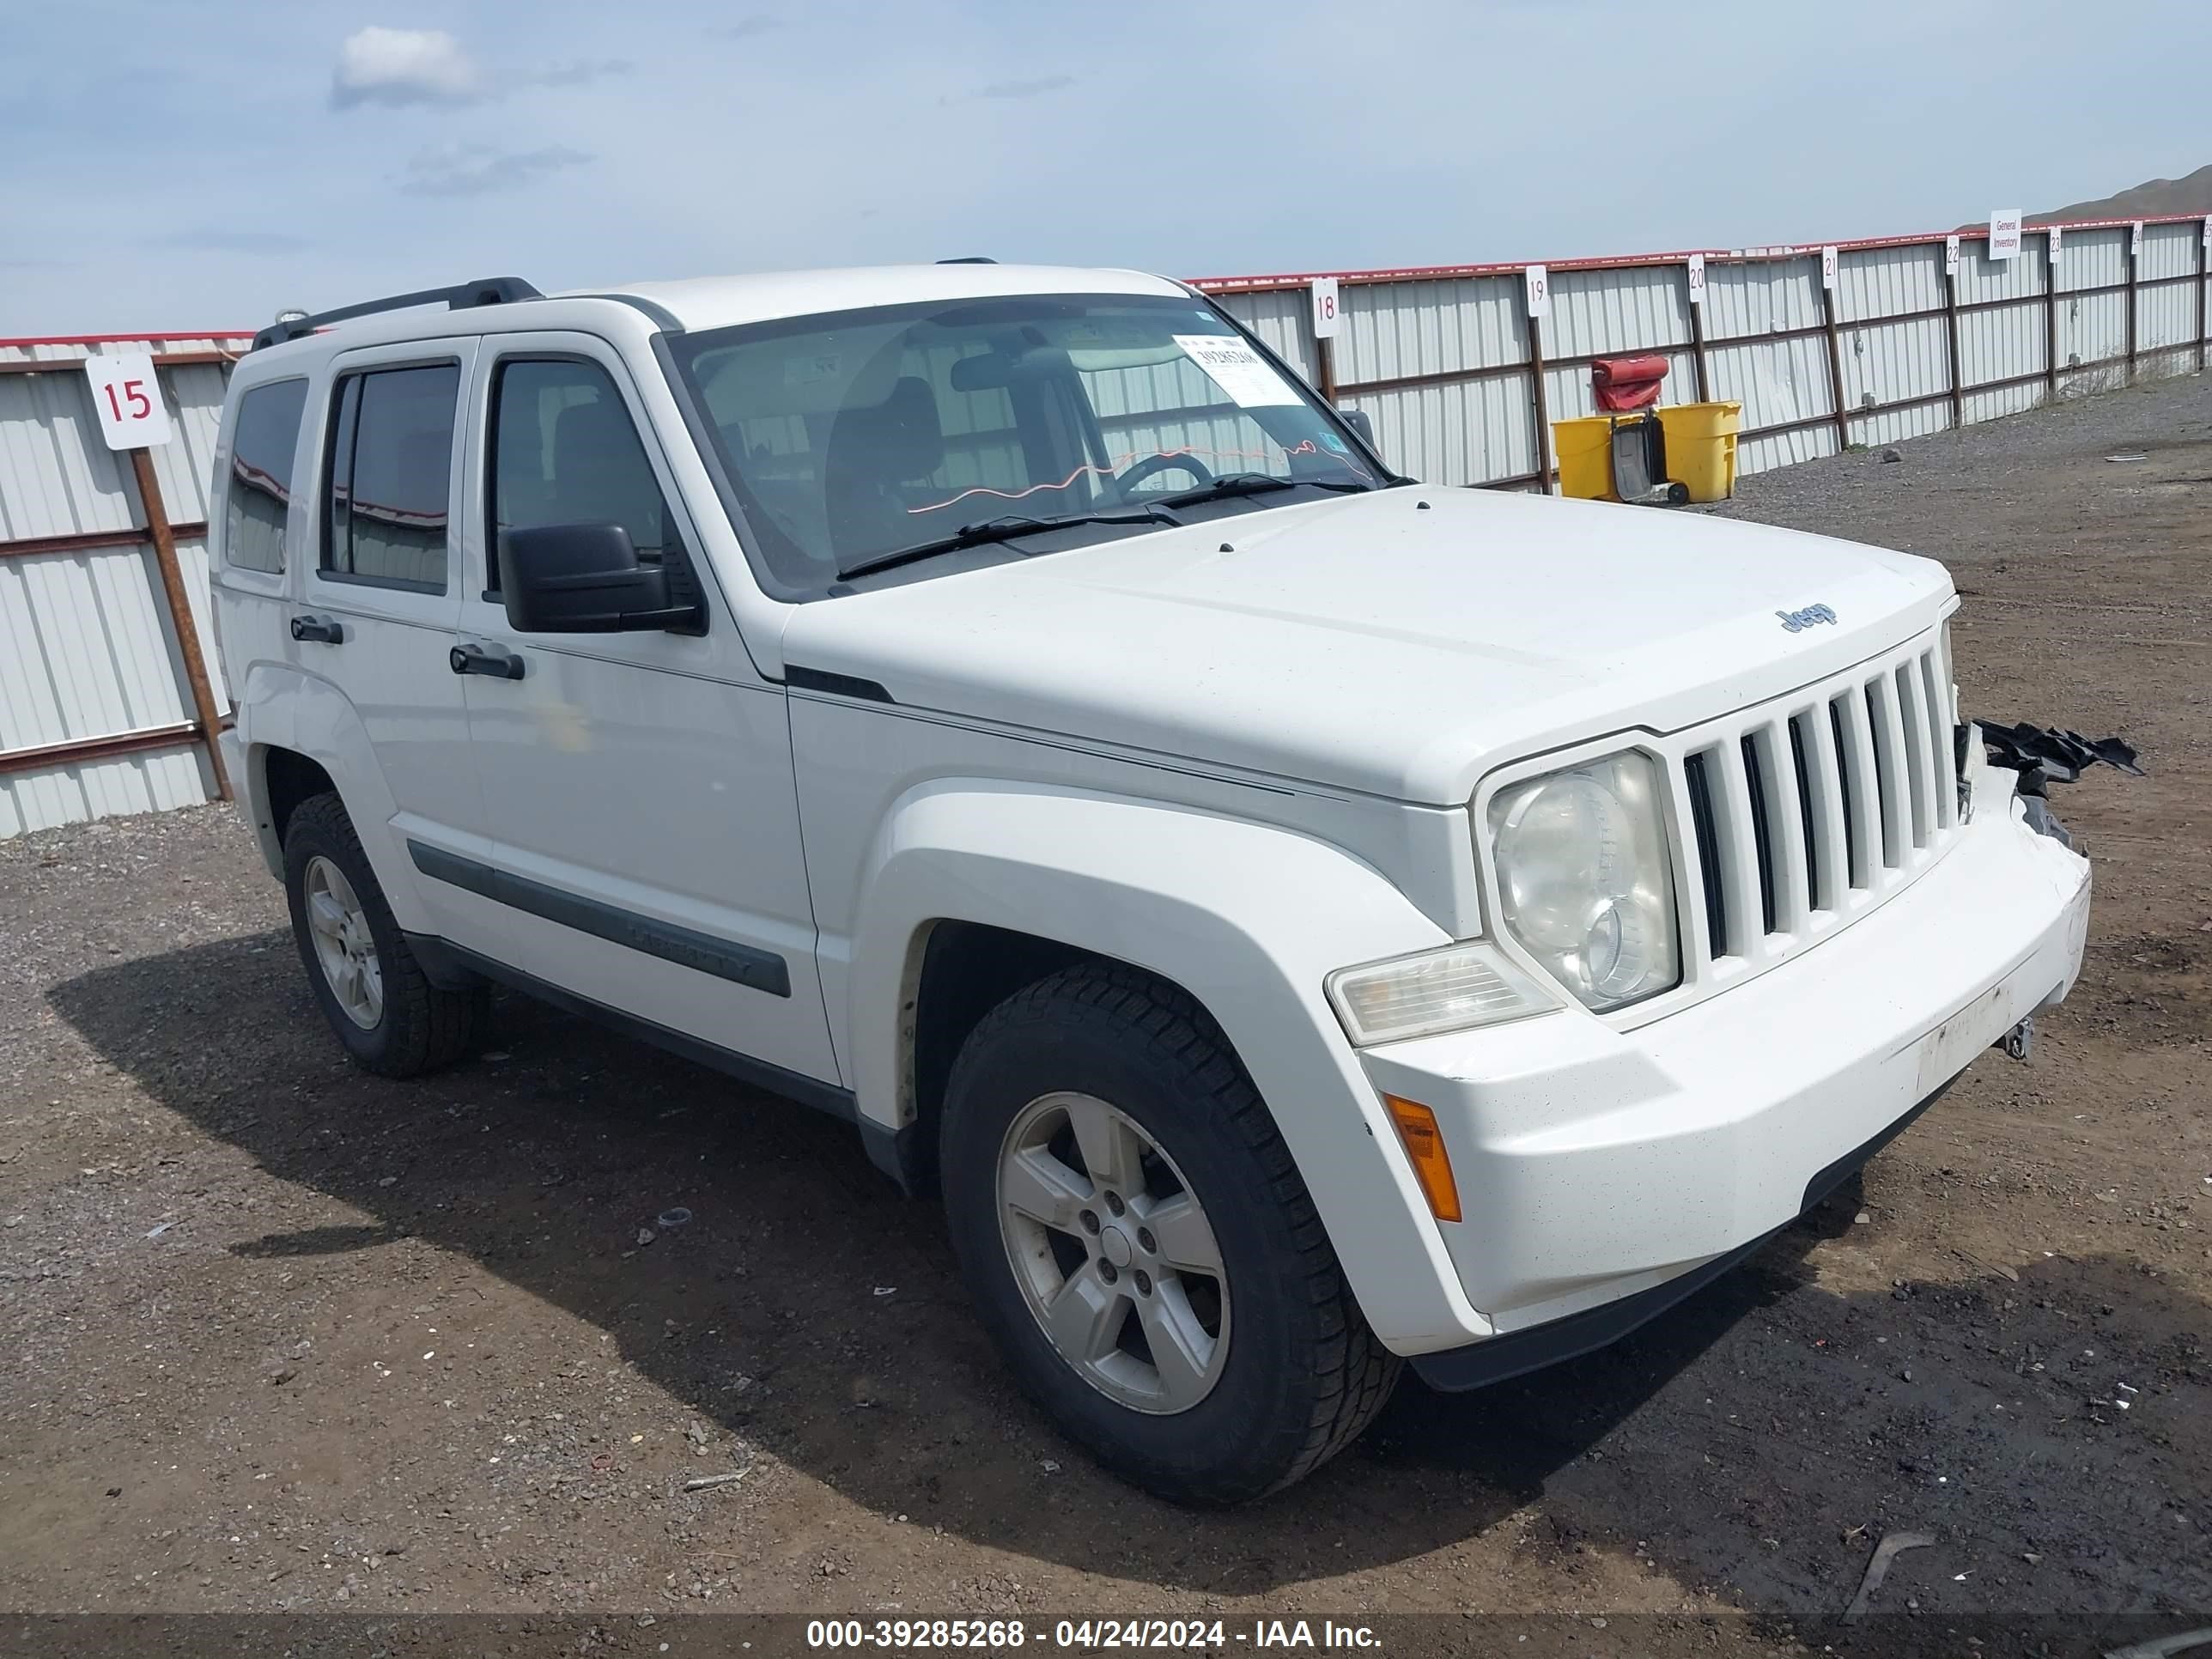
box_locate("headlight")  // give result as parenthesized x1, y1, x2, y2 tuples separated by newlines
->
(1325, 941, 1557, 1047)
(1486, 750, 1680, 1012)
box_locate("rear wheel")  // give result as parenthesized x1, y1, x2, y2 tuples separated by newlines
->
(283, 792, 482, 1077)
(941, 963, 1399, 1504)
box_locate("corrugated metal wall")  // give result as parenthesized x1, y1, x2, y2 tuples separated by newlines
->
(1195, 212, 2210, 495)
(3, 213, 2208, 836)
(0, 337, 245, 837)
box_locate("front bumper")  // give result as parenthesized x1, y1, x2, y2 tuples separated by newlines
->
(1358, 760, 2091, 1370)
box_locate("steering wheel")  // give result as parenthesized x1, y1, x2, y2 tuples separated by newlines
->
(1111, 451, 1213, 501)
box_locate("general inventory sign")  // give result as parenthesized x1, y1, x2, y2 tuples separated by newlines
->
(83, 353, 173, 450)
(1988, 210, 2024, 261)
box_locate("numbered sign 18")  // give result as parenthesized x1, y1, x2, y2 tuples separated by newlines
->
(84, 353, 173, 451)
(1524, 264, 1549, 319)
(1310, 276, 1341, 341)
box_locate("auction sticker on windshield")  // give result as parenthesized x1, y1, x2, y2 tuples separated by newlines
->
(1172, 335, 1301, 409)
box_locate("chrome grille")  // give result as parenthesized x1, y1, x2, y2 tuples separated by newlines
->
(1673, 625, 1959, 981)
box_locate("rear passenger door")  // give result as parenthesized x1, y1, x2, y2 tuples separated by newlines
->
(449, 334, 836, 1090)
(301, 341, 499, 945)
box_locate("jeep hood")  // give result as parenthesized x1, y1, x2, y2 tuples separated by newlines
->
(779, 487, 1955, 805)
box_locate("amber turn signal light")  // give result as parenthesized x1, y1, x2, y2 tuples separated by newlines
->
(1382, 1095, 1462, 1224)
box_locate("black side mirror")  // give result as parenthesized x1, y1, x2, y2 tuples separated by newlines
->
(497, 523, 704, 634)
(1337, 407, 1376, 449)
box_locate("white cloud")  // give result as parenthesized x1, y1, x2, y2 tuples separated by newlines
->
(331, 27, 483, 109)
(398, 142, 591, 196)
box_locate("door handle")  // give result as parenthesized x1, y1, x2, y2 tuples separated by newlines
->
(290, 612, 345, 644)
(449, 642, 526, 680)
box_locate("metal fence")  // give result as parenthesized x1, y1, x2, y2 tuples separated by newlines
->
(3, 210, 2209, 836)
(1, 334, 247, 836)
(1194, 213, 2212, 487)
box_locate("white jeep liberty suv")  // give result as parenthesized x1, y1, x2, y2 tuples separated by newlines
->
(207, 263, 2093, 1504)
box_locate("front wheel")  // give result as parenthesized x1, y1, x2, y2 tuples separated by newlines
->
(283, 792, 482, 1077)
(940, 964, 1399, 1504)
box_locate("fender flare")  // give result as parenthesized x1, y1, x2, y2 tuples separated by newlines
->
(234, 663, 427, 932)
(847, 778, 1492, 1351)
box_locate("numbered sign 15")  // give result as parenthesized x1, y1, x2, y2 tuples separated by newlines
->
(84, 353, 174, 451)
(1310, 276, 1341, 340)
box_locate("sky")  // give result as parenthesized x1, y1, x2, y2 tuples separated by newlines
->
(3, 0, 2209, 337)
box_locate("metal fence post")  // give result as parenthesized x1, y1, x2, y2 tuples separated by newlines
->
(1686, 259, 1711, 403)
(2044, 238, 2061, 404)
(2199, 225, 2209, 374)
(1820, 270, 1850, 449)
(2124, 229, 2139, 384)
(126, 446, 231, 801)
(1942, 243, 1965, 429)
(1526, 302, 1554, 495)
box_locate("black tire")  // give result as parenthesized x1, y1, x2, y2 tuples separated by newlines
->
(940, 963, 1400, 1504)
(283, 792, 482, 1078)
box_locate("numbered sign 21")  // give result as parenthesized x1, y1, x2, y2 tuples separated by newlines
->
(84, 353, 173, 451)
(1310, 276, 1341, 341)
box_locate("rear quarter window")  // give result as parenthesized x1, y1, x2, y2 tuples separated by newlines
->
(222, 379, 309, 575)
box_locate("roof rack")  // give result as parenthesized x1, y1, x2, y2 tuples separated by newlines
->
(250, 276, 544, 352)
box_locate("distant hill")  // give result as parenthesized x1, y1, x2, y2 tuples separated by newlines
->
(2033, 164, 2212, 222)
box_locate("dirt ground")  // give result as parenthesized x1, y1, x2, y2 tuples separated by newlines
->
(3, 374, 2209, 1659)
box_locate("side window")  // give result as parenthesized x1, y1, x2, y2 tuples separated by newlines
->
(487, 358, 673, 591)
(321, 363, 460, 592)
(222, 380, 308, 574)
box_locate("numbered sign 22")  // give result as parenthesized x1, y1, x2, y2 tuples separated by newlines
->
(84, 353, 173, 451)
(1310, 276, 1341, 340)
(1524, 264, 1549, 319)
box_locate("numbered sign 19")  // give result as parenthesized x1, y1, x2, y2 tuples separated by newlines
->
(1524, 263, 1549, 319)
(84, 354, 173, 451)
(1310, 276, 1341, 341)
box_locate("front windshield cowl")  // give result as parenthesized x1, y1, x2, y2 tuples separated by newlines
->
(664, 290, 1382, 600)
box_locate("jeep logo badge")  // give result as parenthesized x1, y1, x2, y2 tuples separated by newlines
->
(1777, 604, 1838, 633)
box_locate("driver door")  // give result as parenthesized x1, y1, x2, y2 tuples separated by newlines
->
(449, 333, 837, 1089)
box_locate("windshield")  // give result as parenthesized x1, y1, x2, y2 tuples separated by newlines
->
(663, 293, 1382, 596)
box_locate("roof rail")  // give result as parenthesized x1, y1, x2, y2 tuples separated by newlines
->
(250, 276, 544, 352)
(936, 256, 997, 264)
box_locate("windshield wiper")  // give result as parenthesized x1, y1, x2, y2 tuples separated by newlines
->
(1148, 472, 1374, 510)
(835, 507, 1181, 582)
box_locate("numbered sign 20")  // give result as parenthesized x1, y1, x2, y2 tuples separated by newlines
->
(1310, 276, 1341, 341)
(84, 353, 174, 451)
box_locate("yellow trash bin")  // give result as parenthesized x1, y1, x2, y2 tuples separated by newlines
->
(1552, 414, 1621, 501)
(1653, 400, 1743, 502)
